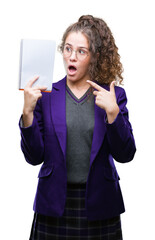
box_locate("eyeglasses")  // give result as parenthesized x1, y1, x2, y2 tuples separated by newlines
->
(63, 44, 89, 61)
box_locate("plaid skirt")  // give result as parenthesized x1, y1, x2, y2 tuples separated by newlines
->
(29, 183, 123, 240)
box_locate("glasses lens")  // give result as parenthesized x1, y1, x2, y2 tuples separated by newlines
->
(63, 45, 89, 60)
(77, 49, 88, 60)
(63, 46, 71, 58)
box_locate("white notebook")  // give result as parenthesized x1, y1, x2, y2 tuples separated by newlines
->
(19, 39, 56, 92)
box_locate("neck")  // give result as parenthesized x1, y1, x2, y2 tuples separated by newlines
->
(67, 78, 90, 91)
(66, 78, 91, 99)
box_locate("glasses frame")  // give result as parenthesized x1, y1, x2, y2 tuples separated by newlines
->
(63, 44, 89, 61)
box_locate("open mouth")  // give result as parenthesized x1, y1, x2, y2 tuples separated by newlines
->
(68, 65, 77, 74)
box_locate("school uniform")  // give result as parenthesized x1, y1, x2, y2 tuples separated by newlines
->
(19, 76, 136, 239)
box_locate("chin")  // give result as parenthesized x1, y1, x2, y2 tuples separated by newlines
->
(67, 75, 79, 82)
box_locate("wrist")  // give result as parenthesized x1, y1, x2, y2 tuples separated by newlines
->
(107, 104, 119, 114)
(23, 105, 33, 115)
(106, 104, 119, 124)
(22, 110, 34, 128)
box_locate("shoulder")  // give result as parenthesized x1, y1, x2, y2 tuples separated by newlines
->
(52, 76, 67, 90)
(101, 84, 127, 103)
(114, 86, 126, 97)
(101, 83, 126, 96)
(41, 76, 66, 99)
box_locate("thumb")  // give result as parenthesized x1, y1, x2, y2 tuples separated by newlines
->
(110, 81, 116, 93)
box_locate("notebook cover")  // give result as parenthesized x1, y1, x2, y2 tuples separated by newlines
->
(19, 39, 56, 92)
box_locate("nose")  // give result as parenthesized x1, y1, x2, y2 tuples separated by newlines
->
(70, 50, 77, 61)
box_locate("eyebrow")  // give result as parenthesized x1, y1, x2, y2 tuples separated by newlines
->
(65, 43, 89, 50)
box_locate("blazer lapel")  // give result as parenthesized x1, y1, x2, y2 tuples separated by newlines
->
(90, 87, 109, 168)
(50, 77, 67, 159)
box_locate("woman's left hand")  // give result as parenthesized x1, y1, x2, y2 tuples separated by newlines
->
(87, 80, 119, 124)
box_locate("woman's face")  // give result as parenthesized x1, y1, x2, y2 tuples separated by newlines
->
(63, 31, 91, 84)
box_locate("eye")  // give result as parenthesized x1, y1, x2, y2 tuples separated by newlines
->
(78, 49, 86, 55)
(65, 46, 72, 53)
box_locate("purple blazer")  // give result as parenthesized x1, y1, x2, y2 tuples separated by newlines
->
(19, 76, 136, 221)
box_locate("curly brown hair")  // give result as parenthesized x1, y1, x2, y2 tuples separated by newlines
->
(59, 15, 123, 85)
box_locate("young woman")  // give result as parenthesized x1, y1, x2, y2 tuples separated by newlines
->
(19, 15, 136, 240)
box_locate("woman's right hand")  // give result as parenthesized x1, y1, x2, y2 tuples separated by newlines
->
(22, 76, 47, 127)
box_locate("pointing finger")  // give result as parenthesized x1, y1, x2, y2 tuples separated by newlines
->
(86, 80, 103, 91)
(93, 90, 99, 96)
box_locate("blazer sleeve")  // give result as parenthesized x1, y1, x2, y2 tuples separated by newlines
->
(106, 87, 136, 163)
(19, 99, 44, 166)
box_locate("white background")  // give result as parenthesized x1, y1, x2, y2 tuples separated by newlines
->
(0, 0, 154, 239)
